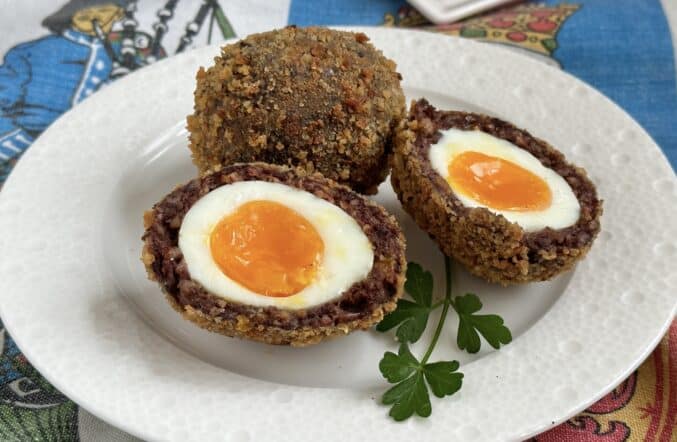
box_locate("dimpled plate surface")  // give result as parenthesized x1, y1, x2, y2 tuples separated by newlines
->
(0, 27, 675, 442)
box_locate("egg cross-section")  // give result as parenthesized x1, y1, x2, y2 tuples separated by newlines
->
(391, 99, 602, 285)
(142, 163, 406, 346)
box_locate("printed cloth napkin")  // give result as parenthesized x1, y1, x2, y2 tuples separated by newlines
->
(0, 1, 675, 440)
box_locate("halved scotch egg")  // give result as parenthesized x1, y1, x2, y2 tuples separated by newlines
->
(391, 99, 602, 284)
(142, 163, 406, 346)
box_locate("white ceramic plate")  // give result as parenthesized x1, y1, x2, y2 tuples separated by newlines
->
(0, 27, 675, 442)
(408, 0, 514, 24)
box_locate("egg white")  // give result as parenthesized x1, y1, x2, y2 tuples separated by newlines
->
(178, 181, 374, 310)
(429, 128, 580, 232)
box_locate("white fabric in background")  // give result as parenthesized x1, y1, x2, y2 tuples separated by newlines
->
(661, 0, 677, 78)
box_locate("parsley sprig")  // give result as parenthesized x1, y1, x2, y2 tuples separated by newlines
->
(454, 293, 513, 353)
(376, 257, 512, 420)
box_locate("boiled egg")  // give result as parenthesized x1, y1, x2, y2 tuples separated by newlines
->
(179, 181, 374, 309)
(429, 128, 580, 231)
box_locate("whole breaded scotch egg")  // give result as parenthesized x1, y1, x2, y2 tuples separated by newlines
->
(142, 163, 406, 346)
(187, 26, 406, 195)
(391, 99, 602, 285)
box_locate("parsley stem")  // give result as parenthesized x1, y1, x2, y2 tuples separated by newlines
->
(421, 256, 453, 365)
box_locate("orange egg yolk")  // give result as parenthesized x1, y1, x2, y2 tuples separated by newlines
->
(448, 151, 552, 211)
(209, 200, 324, 297)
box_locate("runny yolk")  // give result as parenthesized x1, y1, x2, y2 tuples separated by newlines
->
(448, 151, 552, 211)
(209, 200, 324, 297)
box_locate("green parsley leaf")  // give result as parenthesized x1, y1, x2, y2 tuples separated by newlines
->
(377, 260, 512, 421)
(403, 262, 433, 306)
(376, 300, 428, 337)
(453, 293, 513, 353)
(394, 307, 429, 343)
(376, 263, 434, 343)
(423, 361, 463, 398)
(379, 344, 420, 383)
(382, 372, 431, 421)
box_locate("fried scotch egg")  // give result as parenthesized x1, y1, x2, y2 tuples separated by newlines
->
(391, 99, 602, 285)
(142, 163, 406, 346)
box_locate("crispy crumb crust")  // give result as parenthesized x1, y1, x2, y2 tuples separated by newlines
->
(391, 99, 602, 285)
(187, 26, 405, 195)
(142, 163, 406, 346)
